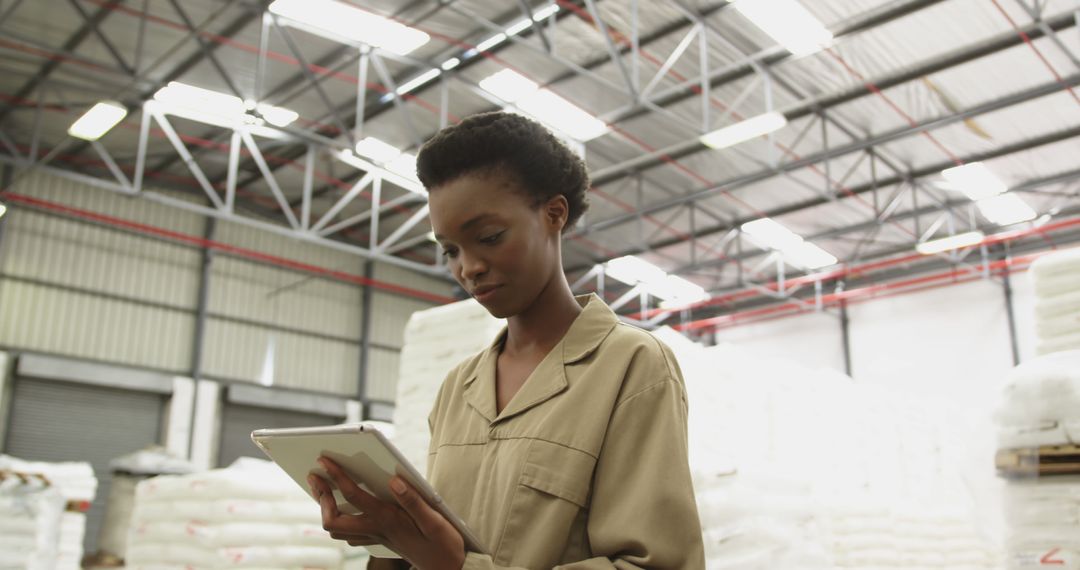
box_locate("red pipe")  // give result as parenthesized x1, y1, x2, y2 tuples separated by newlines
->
(673, 233, 1077, 332)
(635, 214, 1080, 321)
(0, 191, 455, 304)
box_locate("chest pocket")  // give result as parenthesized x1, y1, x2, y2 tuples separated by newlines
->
(494, 439, 597, 566)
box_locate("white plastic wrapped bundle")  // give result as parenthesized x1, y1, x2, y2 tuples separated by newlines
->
(995, 352, 1080, 570)
(0, 471, 65, 570)
(1030, 248, 1080, 355)
(98, 446, 196, 561)
(653, 327, 1001, 569)
(392, 299, 503, 472)
(0, 456, 96, 570)
(126, 458, 349, 569)
(995, 350, 1080, 448)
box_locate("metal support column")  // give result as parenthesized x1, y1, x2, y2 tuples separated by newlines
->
(188, 217, 215, 459)
(1002, 250, 1022, 366)
(358, 261, 375, 405)
(0, 164, 12, 262)
(840, 296, 853, 377)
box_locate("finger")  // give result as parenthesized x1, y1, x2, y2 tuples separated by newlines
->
(308, 474, 331, 499)
(388, 476, 450, 538)
(316, 481, 341, 529)
(318, 457, 382, 514)
(330, 532, 383, 544)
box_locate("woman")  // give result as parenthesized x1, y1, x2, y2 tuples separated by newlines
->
(310, 112, 705, 569)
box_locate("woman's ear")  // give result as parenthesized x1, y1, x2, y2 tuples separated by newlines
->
(543, 195, 569, 235)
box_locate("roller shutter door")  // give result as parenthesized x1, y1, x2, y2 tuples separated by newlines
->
(3, 377, 166, 556)
(217, 403, 342, 467)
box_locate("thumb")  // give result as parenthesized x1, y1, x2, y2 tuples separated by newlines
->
(389, 476, 444, 537)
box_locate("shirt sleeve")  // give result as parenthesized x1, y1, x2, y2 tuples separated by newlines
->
(458, 379, 706, 570)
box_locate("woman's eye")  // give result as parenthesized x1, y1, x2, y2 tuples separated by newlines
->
(442, 248, 459, 259)
(480, 231, 504, 244)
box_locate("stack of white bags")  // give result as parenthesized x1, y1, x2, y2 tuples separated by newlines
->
(994, 351, 1080, 568)
(125, 457, 349, 569)
(0, 468, 65, 570)
(391, 299, 504, 471)
(653, 328, 1000, 569)
(0, 455, 96, 570)
(1030, 247, 1080, 356)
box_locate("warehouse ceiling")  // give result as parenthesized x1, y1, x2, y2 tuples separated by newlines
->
(1, 0, 1079, 331)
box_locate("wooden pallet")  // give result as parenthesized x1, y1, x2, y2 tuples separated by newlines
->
(996, 444, 1080, 478)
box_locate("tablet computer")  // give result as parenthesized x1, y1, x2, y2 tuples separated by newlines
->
(251, 423, 486, 559)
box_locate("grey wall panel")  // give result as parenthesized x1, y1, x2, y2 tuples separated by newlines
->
(373, 263, 454, 301)
(368, 292, 439, 349)
(208, 255, 363, 340)
(0, 169, 453, 403)
(0, 210, 201, 308)
(11, 171, 204, 235)
(0, 279, 195, 371)
(4, 377, 165, 556)
(201, 318, 360, 395)
(217, 403, 343, 468)
(366, 346, 402, 402)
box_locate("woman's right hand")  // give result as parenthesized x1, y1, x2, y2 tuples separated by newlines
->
(308, 456, 466, 570)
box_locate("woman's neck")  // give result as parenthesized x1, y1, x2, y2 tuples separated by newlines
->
(503, 273, 582, 356)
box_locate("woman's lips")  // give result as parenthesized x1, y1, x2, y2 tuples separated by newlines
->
(473, 285, 502, 301)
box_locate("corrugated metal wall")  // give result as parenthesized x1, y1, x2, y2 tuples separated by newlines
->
(0, 172, 201, 371)
(0, 170, 455, 402)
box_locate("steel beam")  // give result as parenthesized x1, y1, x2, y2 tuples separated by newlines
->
(576, 73, 1080, 238)
(0, 154, 450, 279)
(0, 2, 118, 124)
(590, 10, 1078, 186)
(665, 165, 1080, 277)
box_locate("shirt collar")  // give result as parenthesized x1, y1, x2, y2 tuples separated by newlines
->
(462, 293, 619, 423)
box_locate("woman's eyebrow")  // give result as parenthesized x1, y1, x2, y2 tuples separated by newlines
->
(434, 213, 499, 240)
(460, 213, 498, 231)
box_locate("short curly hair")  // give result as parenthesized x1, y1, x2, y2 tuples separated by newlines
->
(416, 111, 590, 233)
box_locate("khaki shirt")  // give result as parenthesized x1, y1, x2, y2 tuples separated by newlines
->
(427, 294, 705, 569)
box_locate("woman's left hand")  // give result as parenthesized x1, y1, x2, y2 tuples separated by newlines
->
(309, 456, 466, 570)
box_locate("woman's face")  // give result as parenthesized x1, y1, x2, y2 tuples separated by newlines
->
(428, 169, 567, 319)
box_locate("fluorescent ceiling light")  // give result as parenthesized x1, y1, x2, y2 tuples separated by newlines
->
(479, 69, 538, 103)
(741, 218, 805, 252)
(532, 4, 559, 20)
(650, 275, 708, 304)
(700, 111, 787, 149)
(440, 57, 461, 71)
(606, 256, 710, 306)
(605, 255, 667, 287)
(976, 192, 1037, 226)
(337, 150, 425, 194)
(387, 152, 419, 182)
(476, 33, 507, 52)
(154, 81, 245, 116)
(396, 68, 441, 96)
(154, 82, 298, 130)
(506, 18, 532, 36)
(941, 162, 1007, 200)
(67, 101, 127, 141)
(268, 0, 429, 55)
(354, 136, 401, 163)
(480, 68, 608, 141)
(916, 231, 986, 255)
(517, 89, 608, 141)
(785, 241, 838, 269)
(742, 218, 837, 269)
(731, 0, 832, 56)
(255, 103, 298, 127)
